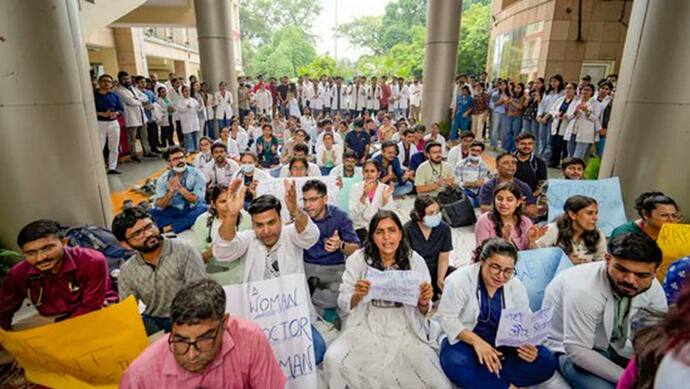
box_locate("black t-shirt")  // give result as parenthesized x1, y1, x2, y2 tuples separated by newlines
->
(277, 84, 289, 101)
(515, 154, 547, 192)
(403, 220, 453, 271)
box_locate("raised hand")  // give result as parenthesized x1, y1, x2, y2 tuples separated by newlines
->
(382, 183, 394, 205)
(324, 230, 341, 253)
(217, 178, 246, 218)
(284, 179, 299, 217)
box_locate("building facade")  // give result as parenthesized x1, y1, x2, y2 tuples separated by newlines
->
(488, 0, 632, 82)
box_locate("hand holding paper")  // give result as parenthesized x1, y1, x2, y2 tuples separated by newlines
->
(495, 308, 553, 348)
(363, 267, 423, 306)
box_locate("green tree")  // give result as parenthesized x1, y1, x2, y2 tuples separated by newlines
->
(251, 25, 317, 78)
(335, 16, 384, 55)
(379, 0, 428, 50)
(457, 1, 492, 75)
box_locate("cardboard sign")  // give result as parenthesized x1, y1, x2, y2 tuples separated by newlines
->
(656, 223, 690, 281)
(516, 247, 573, 311)
(0, 297, 148, 389)
(224, 274, 317, 389)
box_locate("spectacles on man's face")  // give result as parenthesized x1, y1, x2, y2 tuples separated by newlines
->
(487, 262, 515, 279)
(168, 323, 223, 355)
(126, 222, 156, 241)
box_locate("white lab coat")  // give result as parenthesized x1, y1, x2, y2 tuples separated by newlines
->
(564, 96, 602, 144)
(214, 90, 234, 120)
(319, 83, 333, 109)
(202, 159, 241, 186)
(167, 88, 182, 121)
(542, 261, 667, 357)
(434, 262, 530, 345)
(367, 84, 382, 110)
(204, 92, 216, 120)
(114, 85, 147, 127)
(423, 133, 447, 157)
(549, 96, 575, 136)
(391, 84, 410, 109)
(229, 128, 249, 152)
(409, 83, 423, 107)
(397, 141, 420, 167)
(278, 162, 322, 178)
(348, 181, 394, 230)
(177, 97, 202, 134)
(316, 131, 343, 147)
(350, 84, 368, 111)
(253, 89, 273, 116)
(331, 84, 349, 111)
(315, 144, 343, 167)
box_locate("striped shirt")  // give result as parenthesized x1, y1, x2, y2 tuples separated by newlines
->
(118, 239, 207, 317)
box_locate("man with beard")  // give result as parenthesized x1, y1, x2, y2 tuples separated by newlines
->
(415, 142, 457, 197)
(202, 142, 240, 188)
(513, 132, 547, 195)
(113, 207, 206, 335)
(301, 180, 359, 317)
(114, 71, 154, 161)
(542, 232, 667, 389)
(151, 146, 208, 233)
(0, 220, 118, 330)
(212, 179, 327, 365)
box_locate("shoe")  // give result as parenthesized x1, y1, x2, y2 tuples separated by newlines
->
(107, 169, 122, 175)
(143, 153, 157, 158)
(131, 156, 142, 163)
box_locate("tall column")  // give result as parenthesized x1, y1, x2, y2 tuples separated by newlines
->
(599, 0, 690, 216)
(0, 0, 111, 249)
(113, 27, 148, 76)
(194, 0, 238, 111)
(421, 0, 462, 128)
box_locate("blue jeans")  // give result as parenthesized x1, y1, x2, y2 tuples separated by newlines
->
(183, 131, 200, 153)
(567, 134, 591, 159)
(150, 203, 208, 233)
(204, 120, 217, 140)
(464, 188, 480, 208)
(537, 118, 553, 161)
(522, 118, 539, 135)
(440, 339, 557, 389)
(504, 115, 522, 152)
(557, 354, 616, 389)
(216, 117, 230, 131)
(393, 181, 414, 197)
(491, 111, 506, 148)
(142, 314, 171, 336)
(596, 136, 606, 157)
(312, 325, 326, 365)
(320, 166, 334, 176)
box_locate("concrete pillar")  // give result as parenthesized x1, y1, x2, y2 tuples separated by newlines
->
(114, 27, 148, 76)
(0, 0, 111, 249)
(599, 0, 690, 216)
(174, 60, 189, 79)
(194, 0, 238, 111)
(421, 0, 462, 129)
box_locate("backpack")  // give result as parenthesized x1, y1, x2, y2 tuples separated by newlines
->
(65, 225, 136, 290)
(437, 188, 477, 227)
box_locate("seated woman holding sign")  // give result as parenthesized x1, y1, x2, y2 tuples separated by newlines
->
(349, 160, 394, 243)
(533, 195, 607, 264)
(324, 210, 452, 389)
(435, 238, 557, 388)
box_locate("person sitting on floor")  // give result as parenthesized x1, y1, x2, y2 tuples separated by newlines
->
(324, 210, 452, 389)
(478, 152, 537, 217)
(610, 191, 680, 241)
(447, 131, 476, 168)
(0, 219, 118, 330)
(212, 179, 327, 365)
(349, 159, 395, 243)
(316, 132, 343, 176)
(151, 146, 208, 233)
(193, 136, 214, 170)
(542, 232, 668, 389)
(535, 156, 587, 222)
(279, 143, 321, 177)
(255, 123, 280, 168)
(120, 278, 285, 389)
(454, 140, 491, 207)
(301, 180, 360, 318)
(436, 238, 557, 389)
(113, 207, 207, 335)
(414, 141, 457, 197)
(373, 140, 414, 197)
(202, 142, 240, 188)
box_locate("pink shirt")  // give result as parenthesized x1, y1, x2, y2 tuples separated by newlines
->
(120, 317, 286, 389)
(616, 357, 637, 389)
(475, 213, 534, 250)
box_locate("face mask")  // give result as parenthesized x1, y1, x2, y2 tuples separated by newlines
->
(241, 164, 254, 174)
(172, 165, 187, 173)
(468, 155, 481, 163)
(423, 213, 443, 229)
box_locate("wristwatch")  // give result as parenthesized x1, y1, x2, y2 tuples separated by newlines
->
(340, 241, 346, 252)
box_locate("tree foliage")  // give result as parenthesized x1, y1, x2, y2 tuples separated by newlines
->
(335, 16, 384, 55)
(457, 2, 492, 75)
(298, 55, 353, 79)
(251, 25, 317, 78)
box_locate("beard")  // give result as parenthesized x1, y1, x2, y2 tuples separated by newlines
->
(607, 272, 650, 298)
(131, 234, 162, 253)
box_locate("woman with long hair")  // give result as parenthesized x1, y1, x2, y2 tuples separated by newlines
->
(404, 196, 454, 299)
(536, 74, 564, 159)
(451, 85, 474, 141)
(475, 182, 540, 250)
(349, 159, 394, 243)
(504, 82, 526, 152)
(548, 82, 577, 167)
(324, 210, 451, 389)
(177, 85, 203, 152)
(611, 191, 680, 240)
(564, 83, 602, 159)
(654, 281, 690, 388)
(436, 238, 557, 388)
(523, 78, 545, 137)
(489, 79, 510, 149)
(534, 195, 607, 264)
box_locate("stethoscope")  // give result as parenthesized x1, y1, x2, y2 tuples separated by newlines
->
(476, 282, 505, 323)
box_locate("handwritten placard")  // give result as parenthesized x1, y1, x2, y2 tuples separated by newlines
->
(224, 274, 317, 389)
(495, 308, 553, 347)
(516, 247, 573, 311)
(256, 176, 340, 221)
(547, 177, 627, 236)
(0, 297, 148, 389)
(364, 267, 423, 306)
(656, 223, 690, 282)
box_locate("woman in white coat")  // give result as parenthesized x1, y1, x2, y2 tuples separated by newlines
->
(436, 238, 557, 388)
(547, 82, 578, 168)
(349, 159, 394, 243)
(214, 81, 233, 129)
(315, 132, 343, 175)
(564, 83, 601, 160)
(177, 85, 203, 152)
(324, 210, 452, 389)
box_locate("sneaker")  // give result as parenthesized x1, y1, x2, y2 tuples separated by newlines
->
(107, 169, 122, 175)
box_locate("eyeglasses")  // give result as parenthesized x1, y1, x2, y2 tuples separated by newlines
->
(487, 263, 515, 279)
(655, 212, 682, 221)
(126, 222, 156, 241)
(168, 323, 222, 355)
(24, 243, 59, 259)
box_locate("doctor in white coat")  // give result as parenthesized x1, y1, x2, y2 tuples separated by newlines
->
(177, 85, 203, 153)
(542, 232, 667, 389)
(212, 178, 327, 365)
(115, 71, 152, 160)
(214, 81, 234, 130)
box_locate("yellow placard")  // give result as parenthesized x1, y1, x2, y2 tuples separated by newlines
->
(656, 223, 690, 282)
(0, 296, 148, 389)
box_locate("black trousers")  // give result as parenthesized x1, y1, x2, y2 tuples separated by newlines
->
(175, 120, 184, 148)
(147, 121, 160, 152)
(549, 134, 567, 167)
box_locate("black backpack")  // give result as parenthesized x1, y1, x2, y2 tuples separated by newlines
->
(437, 188, 477, 227)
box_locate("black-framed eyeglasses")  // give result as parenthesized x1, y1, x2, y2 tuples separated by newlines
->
(126, 222, 156, 241)
(487, 263, 515, 279)
(168, 323, 223, 355)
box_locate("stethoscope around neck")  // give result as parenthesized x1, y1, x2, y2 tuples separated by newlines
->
(475, 280, 506, 323)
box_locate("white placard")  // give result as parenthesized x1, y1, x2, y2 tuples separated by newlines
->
(495, 308, 553, 347)
(363, 267, 423, 306)
(224, 274, 317, 389)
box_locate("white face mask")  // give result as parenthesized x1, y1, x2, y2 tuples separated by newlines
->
(172, 165, 187, 173)
(468, 155, 481, 163)
(241, 164, 254, 174)
(423, 213, 443, 229)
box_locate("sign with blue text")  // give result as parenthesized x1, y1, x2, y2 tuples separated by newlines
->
(547, 177, 627, 236)
(364, 267, 423, 306)
(496, 308, 553, 347)
(224, 274, 317, 389)
(516, 247, 573, 311)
